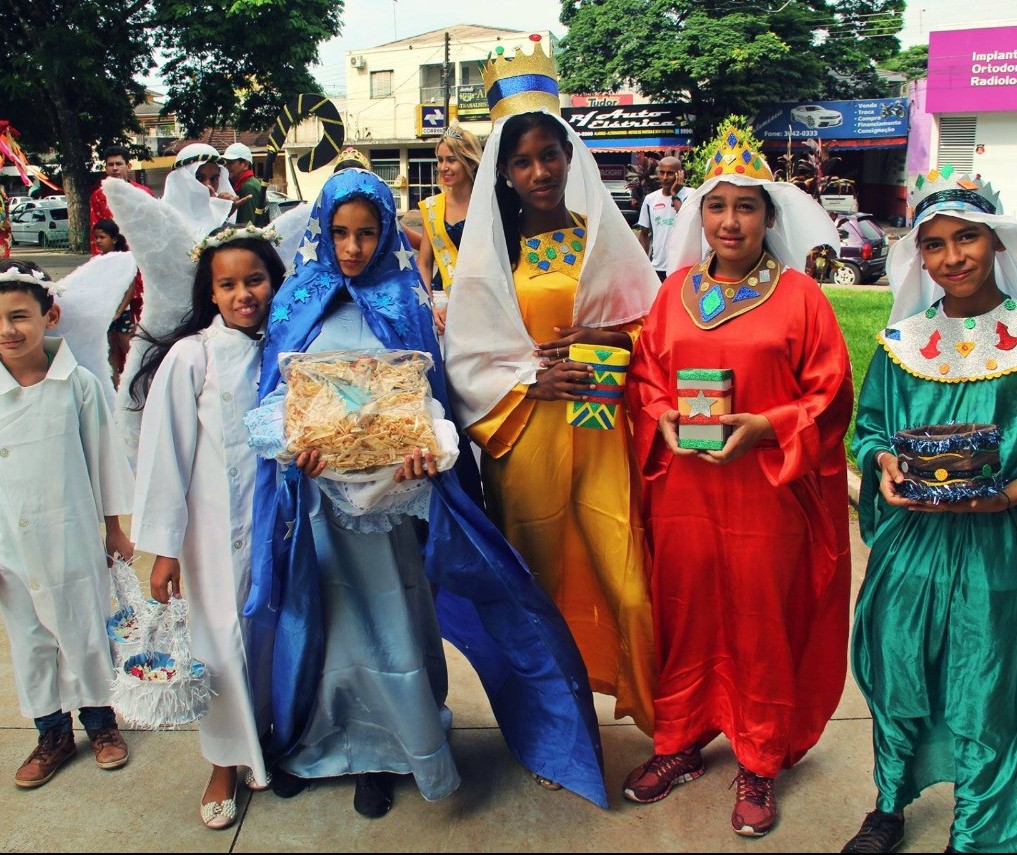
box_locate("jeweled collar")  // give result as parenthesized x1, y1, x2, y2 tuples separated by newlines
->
(681, 251, 781, 330)
(519, 215, 587, 279)
(879, 297, 1017, 382)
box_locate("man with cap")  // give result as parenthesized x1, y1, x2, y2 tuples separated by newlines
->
(223, 142, 262, 225)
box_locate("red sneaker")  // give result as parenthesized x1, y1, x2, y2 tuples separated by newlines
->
(730, 763, 777, 836)
(623, 747, 704, 804)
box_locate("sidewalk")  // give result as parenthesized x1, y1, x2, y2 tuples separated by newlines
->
(0, 514, 955, 853)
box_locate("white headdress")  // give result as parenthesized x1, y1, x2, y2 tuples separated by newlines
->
(887, 167, 1017, 324)
(443, 108, 659, 426)
(161, 143, 235, 241)
(666, 127, 840, 275)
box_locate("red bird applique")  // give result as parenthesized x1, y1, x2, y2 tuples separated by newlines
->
(919, 329, 942, 359)
(995, 320, 1017, 351)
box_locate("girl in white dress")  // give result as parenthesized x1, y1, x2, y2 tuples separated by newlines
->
(128, 226, 285, 830)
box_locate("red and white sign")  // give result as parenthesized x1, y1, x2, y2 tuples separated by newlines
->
(571, 93, 634, 107)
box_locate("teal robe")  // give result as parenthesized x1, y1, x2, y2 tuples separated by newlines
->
(851, 300, 1017, 853)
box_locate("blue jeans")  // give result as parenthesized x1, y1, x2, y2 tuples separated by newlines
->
(34, 707, 116, 737)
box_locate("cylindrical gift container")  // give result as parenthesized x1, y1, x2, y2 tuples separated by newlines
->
(565, 343, 631, 429)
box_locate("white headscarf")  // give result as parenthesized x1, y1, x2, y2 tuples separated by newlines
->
(161, 143, 235, 242)
(666, 173, 841, 275)
(887, 209, 1017, 325)
(443, 109, 660, 426)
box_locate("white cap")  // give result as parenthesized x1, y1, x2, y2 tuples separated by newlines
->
(223, 142, 253, 163)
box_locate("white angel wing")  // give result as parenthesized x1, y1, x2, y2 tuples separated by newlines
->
(105, 177, 198, 465)
(51, 251, 138, 410)
(273, 202, 313, 272)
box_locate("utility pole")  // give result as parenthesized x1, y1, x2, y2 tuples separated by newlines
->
(443, 31, 451, 132)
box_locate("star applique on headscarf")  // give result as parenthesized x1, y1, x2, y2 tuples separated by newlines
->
(413, 281, 431, 307)
(293, 287, 310, 303)
(686, 390, 716, 417)
(306, 217, 322, 238)
(394, 245, 414, 271)
(298, 239, 319, 264)
(271, 304, 291, 323)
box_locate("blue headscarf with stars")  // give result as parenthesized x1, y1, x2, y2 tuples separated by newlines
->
(245, 169, 608, 808)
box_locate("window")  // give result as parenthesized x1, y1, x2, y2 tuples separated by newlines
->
(937, 116, 976, 175)
(408, 154, 440, 209)
(370, 70, 394, 99)
(419, 63, 445, 104)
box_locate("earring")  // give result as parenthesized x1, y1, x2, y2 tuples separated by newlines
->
(505, 179, 514, 188)
(921, 263, 927, 269)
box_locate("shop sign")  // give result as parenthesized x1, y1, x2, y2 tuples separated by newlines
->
(456, 84, 490, 121)
(927, 26, 1017, 113)
(571, 94, 635, 107)
(753, 99, 908, 141)
(561, 104, 694, 147)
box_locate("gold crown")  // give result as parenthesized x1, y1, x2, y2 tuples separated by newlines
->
(482, 35, 561, 122)
(335, 146, 371, 171)
(707, 127, 773, 181)
(910, 165, 1000, 225)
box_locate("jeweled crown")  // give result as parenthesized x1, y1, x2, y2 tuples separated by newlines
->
(707, 127, 773, 181)
(910, 165, 1000, 225)
(482, 35, 561, 122)
(336, 146, 371, 171)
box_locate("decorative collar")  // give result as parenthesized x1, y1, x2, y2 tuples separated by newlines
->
(681, 251, 781, 330)
(879, 298, 1017, 382)
(519, 219, 587, 280)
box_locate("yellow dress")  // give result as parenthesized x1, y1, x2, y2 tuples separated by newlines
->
(467, 224, 655, 735)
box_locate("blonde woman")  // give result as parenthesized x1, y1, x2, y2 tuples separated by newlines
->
(417, 121, 483, 334)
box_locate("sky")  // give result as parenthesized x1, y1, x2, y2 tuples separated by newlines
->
(143, 0, 1017, 95)
(303, 0, 1017, 95)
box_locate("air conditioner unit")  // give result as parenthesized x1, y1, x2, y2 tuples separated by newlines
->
(350, 55, 366, 69)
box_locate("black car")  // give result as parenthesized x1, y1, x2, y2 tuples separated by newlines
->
(824, 213, 889, 285)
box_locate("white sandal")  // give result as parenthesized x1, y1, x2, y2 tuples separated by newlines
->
(242, 766, 271, 792)
(200, 776, 238, 830)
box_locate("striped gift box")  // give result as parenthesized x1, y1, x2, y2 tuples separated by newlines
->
(566, 343, 631, 429)
(676, 368, 733, 450)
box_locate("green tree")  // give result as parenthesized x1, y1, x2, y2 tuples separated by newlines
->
(557, 0, 904, 142)
(880, 44, 928, 81)
(0, 0, 343, 252)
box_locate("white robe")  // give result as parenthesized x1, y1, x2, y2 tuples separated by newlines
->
(131, 316, 269, 784)
(0, 337, 134, 718)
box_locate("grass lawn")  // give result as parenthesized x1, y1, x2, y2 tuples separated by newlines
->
(824, 285, 894, 470)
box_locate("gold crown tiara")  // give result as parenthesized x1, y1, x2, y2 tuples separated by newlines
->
(910, 165, 1000, 225)
(707, 127, 773, 182)
(482, 35, 560, 122)
(336, 147, 371, 171)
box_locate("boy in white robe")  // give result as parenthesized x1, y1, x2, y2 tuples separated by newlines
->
(0, 259, 135, 789)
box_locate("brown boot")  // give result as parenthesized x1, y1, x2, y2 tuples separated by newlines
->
(88, 726, 129, 770)
(14, 730, 77, 788)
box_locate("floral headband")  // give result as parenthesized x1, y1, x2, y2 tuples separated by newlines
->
(189, 222, 282, 262)
(0, 267, 65, 297)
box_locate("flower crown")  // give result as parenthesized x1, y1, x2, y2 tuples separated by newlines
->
(188, 223, 282, 262)
(0, 267, 65, 297)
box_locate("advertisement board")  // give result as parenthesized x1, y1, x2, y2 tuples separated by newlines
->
(456, 84, 490, 121)
(561, 104, 694, 149)
(753, 99, 908, 141)
(927, 26, 1017, 113)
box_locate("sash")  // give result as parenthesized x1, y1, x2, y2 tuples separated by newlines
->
(420, 194, 459, 289)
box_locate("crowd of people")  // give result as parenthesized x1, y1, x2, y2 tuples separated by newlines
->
(1, 40, 1016, 854)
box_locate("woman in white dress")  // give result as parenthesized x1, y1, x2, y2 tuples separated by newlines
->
(128, 227, 286, 830)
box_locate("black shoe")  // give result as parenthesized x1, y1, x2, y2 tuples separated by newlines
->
(842, 810, 905, 853)
(272, 770, 311, 799)
(353, 773, 393, 818)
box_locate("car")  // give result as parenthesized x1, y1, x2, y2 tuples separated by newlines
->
(603, 179, 641, 227)
(265, 189, 302, 222)
(7, 195, 66, 220)
(9, 204, 69, 247)
(815, 213, 889, 285)
(790, 104, 843, 129)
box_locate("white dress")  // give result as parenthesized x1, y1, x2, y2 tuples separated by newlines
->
(131, 316, 270, 784)
(0, 337, 134, 718)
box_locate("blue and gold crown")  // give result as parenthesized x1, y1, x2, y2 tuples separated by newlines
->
(706, 127, 773, 182)
(482, 35, 561, 122)
(910, 165, 1000, 225)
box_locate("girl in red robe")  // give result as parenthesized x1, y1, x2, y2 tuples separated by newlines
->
(623, 127, 854, 839)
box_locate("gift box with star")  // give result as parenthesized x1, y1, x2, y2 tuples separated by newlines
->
(677, 368, 733, 450)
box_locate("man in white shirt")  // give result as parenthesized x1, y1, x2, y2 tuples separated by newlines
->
(637, 157, 690, 281)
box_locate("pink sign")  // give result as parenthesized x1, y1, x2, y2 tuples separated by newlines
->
(570, 94, 634, 107)
(927, 26, 1017, 113)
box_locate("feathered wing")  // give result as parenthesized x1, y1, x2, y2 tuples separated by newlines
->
(272, 202, 313, 271)
(104, 178, 198, 464)
(51, 251, 138, 410)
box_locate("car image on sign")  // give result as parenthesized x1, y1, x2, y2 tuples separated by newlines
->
(791, 104, 843, 129)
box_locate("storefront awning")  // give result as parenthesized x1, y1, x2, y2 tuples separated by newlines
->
(761, 136, 907, 152)
(583, 138, 692, 152)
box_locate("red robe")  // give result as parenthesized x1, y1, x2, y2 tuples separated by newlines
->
(626, 264, 853, 777)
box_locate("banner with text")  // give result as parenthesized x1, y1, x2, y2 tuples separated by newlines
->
(562, 104, 694, 149)
(753, 99, 908, 142)
(927, 26, 1017, 113)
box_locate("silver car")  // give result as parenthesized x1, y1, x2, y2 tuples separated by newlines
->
(9, 204, 69, 247)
